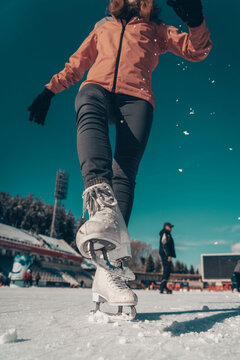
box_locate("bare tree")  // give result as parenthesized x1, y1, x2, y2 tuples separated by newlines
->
(128, 240, 151, 272)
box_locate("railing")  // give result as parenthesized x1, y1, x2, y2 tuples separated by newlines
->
(0, 235, 82, 261)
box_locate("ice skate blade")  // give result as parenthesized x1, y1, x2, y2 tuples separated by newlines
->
(92, 292, 137, 306)
(91, 305, 137, 321)
(92, 292, 107, 303)
(88, 242, 135, 281)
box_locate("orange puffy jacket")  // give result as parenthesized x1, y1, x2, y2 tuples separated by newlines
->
(45, 15, 212, 109)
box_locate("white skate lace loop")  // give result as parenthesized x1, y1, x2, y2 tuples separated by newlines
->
(82, 184, 117, 218)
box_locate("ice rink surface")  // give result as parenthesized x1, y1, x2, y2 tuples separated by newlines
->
(0, 288, 240, 360)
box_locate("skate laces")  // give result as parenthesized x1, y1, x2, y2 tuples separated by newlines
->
(82, 183, 117, 218)
(106, 270, 129, 292)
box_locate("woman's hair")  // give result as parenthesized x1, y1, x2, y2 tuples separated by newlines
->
(108, 0, 161, 23)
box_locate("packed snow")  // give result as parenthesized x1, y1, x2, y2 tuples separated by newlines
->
(0, 329, 17, 345)
(0, 288, 240, 360)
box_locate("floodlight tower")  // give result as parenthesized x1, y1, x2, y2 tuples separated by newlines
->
(50, 169, 69, 238)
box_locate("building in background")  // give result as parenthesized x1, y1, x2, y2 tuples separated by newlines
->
(0, 223, 94, 288)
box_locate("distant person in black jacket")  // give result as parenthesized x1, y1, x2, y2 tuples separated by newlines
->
(159, 222, 176, 294)
(233, 260, 240, 292)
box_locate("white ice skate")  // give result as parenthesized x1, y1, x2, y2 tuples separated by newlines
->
(76, 182, 134, 280)
(76, 182, 137, 319)
(92, 265, 138, 321)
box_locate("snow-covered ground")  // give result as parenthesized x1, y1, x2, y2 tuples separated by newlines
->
(1, 288, 240, 360)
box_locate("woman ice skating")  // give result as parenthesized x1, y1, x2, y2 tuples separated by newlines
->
(28, 0, 212, 319)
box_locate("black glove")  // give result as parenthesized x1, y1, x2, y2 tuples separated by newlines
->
(167, 0, 204, 27)
(28, 88, 55, 126)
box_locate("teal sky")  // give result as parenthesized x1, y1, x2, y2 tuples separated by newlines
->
(1, 0, 240, 267)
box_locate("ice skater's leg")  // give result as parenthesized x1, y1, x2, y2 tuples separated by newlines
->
(75, 84, 132, 261)
(75, 88, 141, 319)
(112, 94, 153, 225)
(75, 84, 113, 188)
(160, 256, 171, 292)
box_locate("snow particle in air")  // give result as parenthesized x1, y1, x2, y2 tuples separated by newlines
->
(208, 77, 215, 84)
(183, 131, 190, 136)
(189, 108, 195, 115)
(178, 169, 183, 173)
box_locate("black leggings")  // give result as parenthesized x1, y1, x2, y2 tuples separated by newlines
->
(75, 84, 153, 225)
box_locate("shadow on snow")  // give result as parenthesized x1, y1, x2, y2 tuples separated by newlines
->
(136, 307, 240, 336)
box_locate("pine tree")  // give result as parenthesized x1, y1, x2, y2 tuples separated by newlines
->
(183, 264, 189, 274)
(58, 207, 75, 244)
(173, 261, 189, 274)
(21, 197, 47, 234)
(0, 192, 77, 244)
(155, 257, 162, 273)
(9, 195, 25, 228)
(189, 265, 195, 274)
(174, 260, 181, 273)
(0, 192, 11, 223)
(145, 254, 155, 273)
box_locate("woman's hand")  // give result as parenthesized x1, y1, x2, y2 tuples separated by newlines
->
(28, 88, 55, 126)
(167, 0, 204, 28)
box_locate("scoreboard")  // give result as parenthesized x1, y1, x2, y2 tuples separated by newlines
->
(201, 254, 240, 281)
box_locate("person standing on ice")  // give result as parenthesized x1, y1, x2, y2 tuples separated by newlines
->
(159, 222, 176, 294)
(28, 0, 212, 319)
(233, 260, 240, 292)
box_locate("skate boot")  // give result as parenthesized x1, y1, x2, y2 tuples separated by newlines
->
(92, 264, 138, 320)
(76, 182, 134, 280)
(76, 182, 137, 319)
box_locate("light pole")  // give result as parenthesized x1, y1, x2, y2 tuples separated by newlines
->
(50, 169, 69, 238)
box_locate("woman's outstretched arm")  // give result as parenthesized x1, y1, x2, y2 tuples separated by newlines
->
(158, 0, 212, 62)
(45, 28, 98, 94)
(28, 27, 98, 125)
(159, 19, 212, 62)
